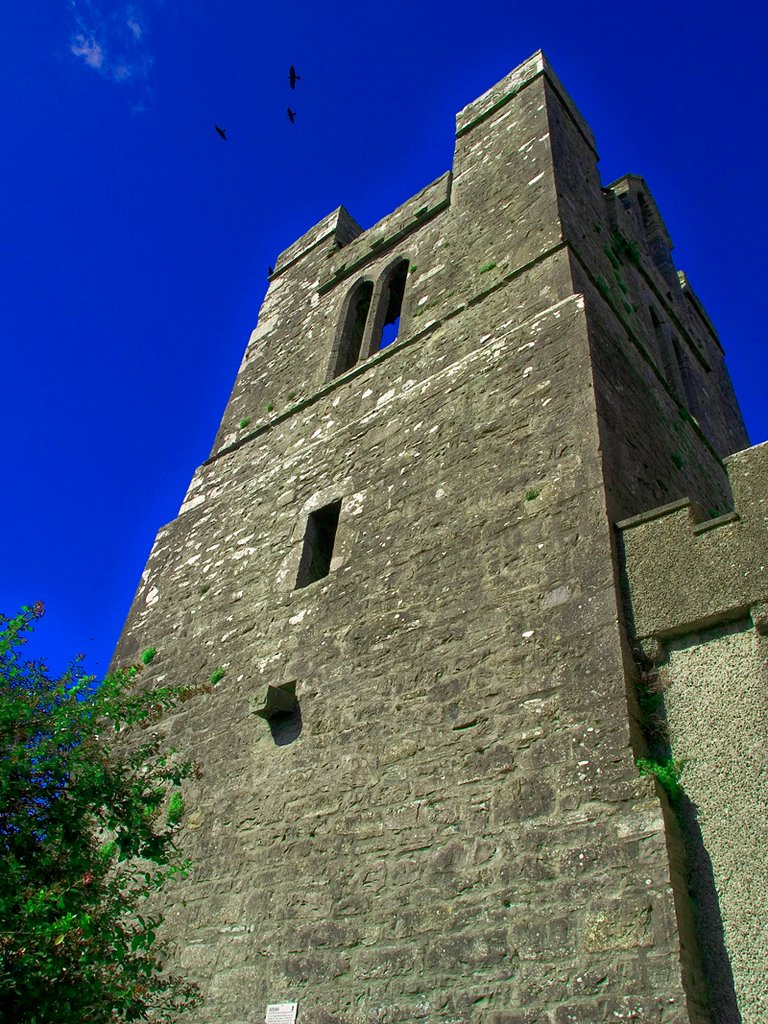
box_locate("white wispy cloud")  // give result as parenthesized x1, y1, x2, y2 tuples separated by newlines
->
(67, 1, 152, 84)
(70, 34, 105, 69)
(125, 5, 144, 40)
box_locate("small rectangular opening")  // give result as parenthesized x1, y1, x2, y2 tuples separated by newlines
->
(295, 499, 342, 589)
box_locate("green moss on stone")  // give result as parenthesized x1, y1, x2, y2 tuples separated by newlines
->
(596, 275, 611, 300)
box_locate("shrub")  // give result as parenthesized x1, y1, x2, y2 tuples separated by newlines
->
(0, 604, 201, 1021)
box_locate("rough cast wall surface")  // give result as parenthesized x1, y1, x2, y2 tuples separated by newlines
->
(113, 52, 756, 1023)
(618, 443, 768, 1024)
(661, 623, 768, 1024)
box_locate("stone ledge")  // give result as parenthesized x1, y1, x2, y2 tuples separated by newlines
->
(616, 497, 695, 532)
(201, 280, 581, 471)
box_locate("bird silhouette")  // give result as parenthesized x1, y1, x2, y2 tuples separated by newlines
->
(215, 125, 227, 140)
(289, 66, 300, 89)
(287, 108, 296, 124)
(268, 265, 274, 276)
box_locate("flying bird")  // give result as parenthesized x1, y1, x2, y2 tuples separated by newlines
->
(215, 125, 227, 140)
(289, 65, 300, 89)
(287, 108, 296, 124)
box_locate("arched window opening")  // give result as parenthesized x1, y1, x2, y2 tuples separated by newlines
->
(637, 192, 654, 239)
(638, 192, 677, 287)
(332, 281, 373, 378)
(373, 260, 409, 351)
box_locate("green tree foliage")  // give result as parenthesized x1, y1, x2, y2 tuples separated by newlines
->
(0, 604, 201, 1022)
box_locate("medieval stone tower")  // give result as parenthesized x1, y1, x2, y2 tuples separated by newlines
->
(114, 52, 768, 1024)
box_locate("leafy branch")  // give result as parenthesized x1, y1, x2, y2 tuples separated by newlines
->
(0, 603, 203, 1022)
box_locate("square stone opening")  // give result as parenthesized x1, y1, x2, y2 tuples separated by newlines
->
(295, 499, 342, 589)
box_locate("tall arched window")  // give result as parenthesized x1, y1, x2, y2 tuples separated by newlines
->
(330, 279, 374, 379)
(370, 259, 409, 353)
(328, 258, 411, 381)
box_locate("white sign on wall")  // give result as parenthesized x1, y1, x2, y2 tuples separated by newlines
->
(265, 1002, 298, 1024)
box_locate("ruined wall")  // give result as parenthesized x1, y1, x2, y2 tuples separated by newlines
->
(618, 443, 768, 1023)
(111, 51, 758, 1023)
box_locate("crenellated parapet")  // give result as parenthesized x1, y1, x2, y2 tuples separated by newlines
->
(618, 440, 768, 641)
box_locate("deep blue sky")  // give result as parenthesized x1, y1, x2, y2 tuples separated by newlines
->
(2, 1, 766, 676)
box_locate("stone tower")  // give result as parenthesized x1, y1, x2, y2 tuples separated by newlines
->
(114, 52, 768, 1023)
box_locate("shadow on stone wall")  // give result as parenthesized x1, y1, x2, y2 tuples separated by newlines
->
(634, 653, 741, 1023)
(677, 792, 742, 1024)
(268, 703, 302, 746)
(252, 680, 302, 745)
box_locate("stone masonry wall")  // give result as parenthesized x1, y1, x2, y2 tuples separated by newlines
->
(110, 52, 757, 1023)
(118, 292, 691, 1024)
(541, 75, 746, 523)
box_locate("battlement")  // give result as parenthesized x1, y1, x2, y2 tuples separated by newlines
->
(618, 440, 768, 640)
(318, 173, 452, 294)
(207, 49, 746, 483)
(454, 49, 596, 153)
(272, 206, 363, 277)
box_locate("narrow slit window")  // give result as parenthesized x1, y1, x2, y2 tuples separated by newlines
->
(374, 260, 409, 351)
(650, 306, 679, 395)
(333, 282, 373, 378)
(638, 192, 654, 238)
(295, 499, 342, 589)
(672, 335, 700, 418)
(638, 192, 675, 281)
